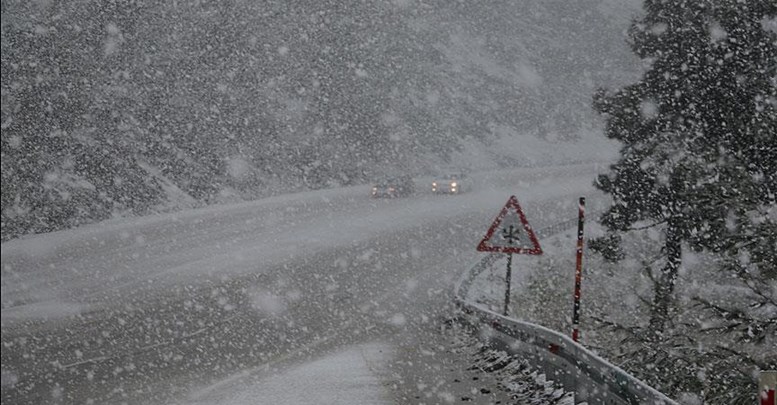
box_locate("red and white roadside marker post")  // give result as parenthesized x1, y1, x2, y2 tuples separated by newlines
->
(476, 196, 543, 316)
(761, 370, 777, 405)
(572, 197, 585, 343)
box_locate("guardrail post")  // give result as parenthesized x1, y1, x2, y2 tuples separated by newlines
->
(761, 370, 777, 405)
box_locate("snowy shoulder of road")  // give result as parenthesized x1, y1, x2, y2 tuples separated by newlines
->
(185, 343, 394, 405)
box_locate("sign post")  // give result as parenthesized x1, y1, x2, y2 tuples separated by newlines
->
(504, 253, 512, 316)
(477, 196, 543, 316)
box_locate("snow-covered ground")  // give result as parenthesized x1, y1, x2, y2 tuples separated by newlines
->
(2, 163, 609, 404)
(188, 343, 394, 405)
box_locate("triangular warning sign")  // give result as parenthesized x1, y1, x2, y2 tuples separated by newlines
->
(476, 196, 542, 255)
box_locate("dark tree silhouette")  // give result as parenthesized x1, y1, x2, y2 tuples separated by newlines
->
(593, 0, 776, 334)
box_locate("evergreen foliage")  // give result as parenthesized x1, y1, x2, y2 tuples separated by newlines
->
(593, 0, 776, 330)
(592, 0, 776, 401)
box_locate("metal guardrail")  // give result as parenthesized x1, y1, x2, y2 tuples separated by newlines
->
(453, 218, 678, 405)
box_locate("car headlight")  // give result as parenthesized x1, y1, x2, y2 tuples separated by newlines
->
(432, 182, 437, 187)
(450, 182, 457, 187)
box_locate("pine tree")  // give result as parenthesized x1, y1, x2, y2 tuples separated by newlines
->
(592, 0, 777, 335)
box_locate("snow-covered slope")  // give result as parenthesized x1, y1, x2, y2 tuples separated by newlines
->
(1, 0, 641, 241)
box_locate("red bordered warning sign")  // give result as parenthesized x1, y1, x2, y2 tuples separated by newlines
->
(476, 195, 542, 255)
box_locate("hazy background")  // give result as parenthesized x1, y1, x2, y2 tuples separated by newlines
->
(1, 0, 642, 240)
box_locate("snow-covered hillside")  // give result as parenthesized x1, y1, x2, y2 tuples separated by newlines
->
(1, 0, 641, 240)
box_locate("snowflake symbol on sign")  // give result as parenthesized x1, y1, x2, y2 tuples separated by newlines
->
(501, 225, 521, 245)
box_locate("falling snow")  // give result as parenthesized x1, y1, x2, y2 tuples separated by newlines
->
(2, 0, 775, 404)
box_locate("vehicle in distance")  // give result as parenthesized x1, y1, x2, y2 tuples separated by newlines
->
(371, 175, 415, 198)
(431, 172, 472, 194)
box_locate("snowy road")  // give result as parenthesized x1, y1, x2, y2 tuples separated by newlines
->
(2, 163, 607, 404)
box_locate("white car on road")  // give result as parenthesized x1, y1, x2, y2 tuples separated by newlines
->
(431, 173, 472, 194)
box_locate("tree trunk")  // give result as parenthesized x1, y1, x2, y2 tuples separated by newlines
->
(649, 220, 682, 338)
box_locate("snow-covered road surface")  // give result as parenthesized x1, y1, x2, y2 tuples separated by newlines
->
(2, 163, 607, 404)
(188, 343, 395, 405)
